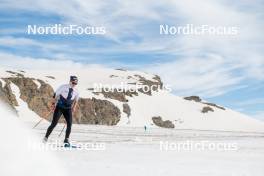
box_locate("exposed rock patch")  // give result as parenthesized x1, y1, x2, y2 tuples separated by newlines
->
(109, 75, 118, 78)
(184, 95, 225, 111)
(0, 79, 18, 107)
(123, 103, 131, 117)
(184, 96, 202, 102)
(4, 77, 54, 119)
(201, 106, 214, 113)
(46, 76, 55, 79)
(135, 75, 163, 95)
(75, 97, 121, 125)
(203, 102, 225, 110)
(98, 89, 138, 102)
(0, 76, 121, 125)
(152, 116, 175, 128)
(6, 71, 24, 77)
(92, 74, 163, 101)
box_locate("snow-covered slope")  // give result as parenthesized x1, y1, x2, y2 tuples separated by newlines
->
(2, 100, 264, 176)
(1, 66, 264, 132)
(0, 101, 67, 176)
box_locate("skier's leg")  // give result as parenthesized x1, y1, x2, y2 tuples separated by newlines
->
(45, 106, 62, 138)
(62, 108, 72, 140)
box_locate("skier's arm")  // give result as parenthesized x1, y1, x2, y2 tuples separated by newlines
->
(50, 94, 58, 109)
(51, 85, 64, 108)
(51, 94, 59, 108)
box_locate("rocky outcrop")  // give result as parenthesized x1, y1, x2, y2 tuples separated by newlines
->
(0, 79, 18, 107)
(76, 98, 120, 125)
(46, 76, 55, 79)
(109, 75, 118, 78)
(99, 89, 138, 102)
(4, 77, 54, 119)
(184, 96, 202, 102)
(93, 74, 163, 102)
(0, 71, 162, 126)
(135, 75, 163, 95)
(153, 75, 163, 88)
(201, 106, 214, 113)
(152, 116, 175, 128)
(184, 95, 225, 111)
(123, 103, 131, 117)
(0, 76, 121, 125)
(203, 102, 225, 110)
(95, 75, 162, 101)
(6, 70, 24, 77)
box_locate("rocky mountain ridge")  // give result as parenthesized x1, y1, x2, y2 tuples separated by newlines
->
(1, 68, 263, 132)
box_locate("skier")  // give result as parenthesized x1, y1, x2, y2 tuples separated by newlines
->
(144, 125, 147, 132)
(43, 76, 79, 146)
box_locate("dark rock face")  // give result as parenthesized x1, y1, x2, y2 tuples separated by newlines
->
(123, 103, 131, 117)
(184, 96, 202, 102)
(201, 106, 214, 113)
(46, 76, 55, 80)
(135, 75, 163, 95)
(99, 89, 138, 102)
(4, 77, 54, 119)
(76, 98, 120, 125)
(0, 79, 18, 107)
(152, 116, 175, 128)
(94, 74, 162, 101)
(152, 75, 163, 88)
(1, 72, 163, 126)
(0, 76, 121, 125)
(109, 75, 118, 78)
(184, 95, 225, 111)
(202, 102, 225, 110)
(6, 70, 24, 77)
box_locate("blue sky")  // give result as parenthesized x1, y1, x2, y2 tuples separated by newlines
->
(0, 0, 263, 119)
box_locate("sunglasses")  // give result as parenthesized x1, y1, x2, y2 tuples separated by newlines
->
(71, 80, 78, 85)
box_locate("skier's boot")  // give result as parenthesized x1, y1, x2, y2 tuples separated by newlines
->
(42, 137, 48, 143)
(64, 138, 70, 147)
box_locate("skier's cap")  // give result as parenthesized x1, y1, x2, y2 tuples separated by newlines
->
(70, 76, 78, 82)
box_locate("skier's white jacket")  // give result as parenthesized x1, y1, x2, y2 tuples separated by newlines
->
(55, 84, 79, 101)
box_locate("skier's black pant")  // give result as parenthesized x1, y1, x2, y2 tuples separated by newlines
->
(45, 106, 72, 139)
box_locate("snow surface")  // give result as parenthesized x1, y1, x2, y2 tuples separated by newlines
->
(0, 101, 67, 176)
(32, 79, 41, 89)
(9, 82, 42, 122)
(0, 78, 6, 88)
(7, 112, 264, 175)
(1, 99, 264, 176)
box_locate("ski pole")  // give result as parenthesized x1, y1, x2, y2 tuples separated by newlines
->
(32, 107, 54, 129)
(32, 119, 44, 129)
(58, 123, 66, 137)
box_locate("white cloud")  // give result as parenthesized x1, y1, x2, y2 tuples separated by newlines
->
(0, 0, 263, 98)
(145, 54, 245, 97)
(0, 52, 104, 70)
